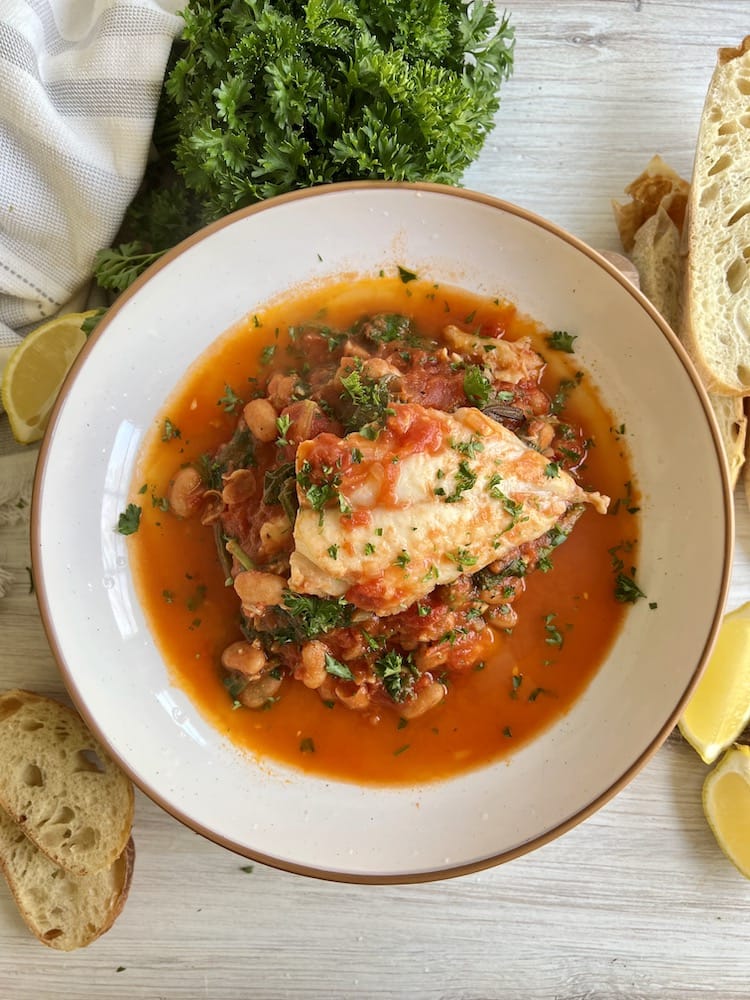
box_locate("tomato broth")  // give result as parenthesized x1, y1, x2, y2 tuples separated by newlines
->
(130, 274, 637, 785)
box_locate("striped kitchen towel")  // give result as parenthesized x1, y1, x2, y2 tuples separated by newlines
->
(0, 0, 183, 349)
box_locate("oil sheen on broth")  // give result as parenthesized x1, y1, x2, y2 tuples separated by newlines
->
(129, 274, 638, 785)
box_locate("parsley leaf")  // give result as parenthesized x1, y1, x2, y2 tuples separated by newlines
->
(116, 503, 142, 535)
(546, 330, 577, 353)
(463, 365, 493, 406)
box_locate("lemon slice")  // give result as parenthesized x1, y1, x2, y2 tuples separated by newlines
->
(0, 310, 99, 445)
(678, 602, 750, 764)
(703, 745, 750, 877)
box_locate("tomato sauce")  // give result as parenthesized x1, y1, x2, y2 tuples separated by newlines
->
(129, 275, 636, 785)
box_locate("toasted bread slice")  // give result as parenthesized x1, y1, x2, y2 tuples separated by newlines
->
(682, 36, 750, 395)
(0, 691, 134, 876)
(0, 808, 134, 951)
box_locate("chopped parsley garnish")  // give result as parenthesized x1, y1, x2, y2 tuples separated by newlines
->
(546, 330, 577, 353)
(463, 365, 493, 406)
(451, 436, 484, 458)
(364, 542, 376, 555)
(543, 613, 564, 648)
(447, 547, 477, 571)
(397, 266, 418, 283)
(218, 384, 243, 413)
(324, 652, 355, 681)
(444, 460, 477, 503)
(395, 550, 411, 569)
(260, 344, 276, 365)
(374, 649, 419, 703)
(549, 372, 583, 415)
(296, 459, 342, 513)
(116, 503, 141, 535)
(275, 412, 292, 446)
(609, 540, 647, 604)
(274, 592, 354, 642)
(544, 461, 560, 478)
(339, 360, 394, 431)
(327, 544, 339, 560)
(614, 573, 647, 604)
(161, 418, 181, 441)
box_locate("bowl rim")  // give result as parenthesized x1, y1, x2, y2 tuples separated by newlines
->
(31, 180, 734, 883)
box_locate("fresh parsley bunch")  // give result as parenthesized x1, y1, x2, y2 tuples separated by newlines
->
(95, 0, 514, 292)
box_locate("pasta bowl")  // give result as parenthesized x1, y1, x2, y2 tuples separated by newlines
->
(32, 183, 732, 882)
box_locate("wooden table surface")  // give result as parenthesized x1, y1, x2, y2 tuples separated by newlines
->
(2, 2, 749, 997)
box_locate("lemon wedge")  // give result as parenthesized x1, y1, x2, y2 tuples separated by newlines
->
(678, 602, 750, 764)
(0, 310, 98, 445)
(702, 745, 750, 878)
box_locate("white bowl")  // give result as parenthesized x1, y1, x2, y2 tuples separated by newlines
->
(32, 183, 732, 882)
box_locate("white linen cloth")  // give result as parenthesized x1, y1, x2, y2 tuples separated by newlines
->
(0, 0, 183, 346)
(0, 0, 183, 589)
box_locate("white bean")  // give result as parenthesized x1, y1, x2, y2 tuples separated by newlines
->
(221, 640, 267, 677)
(399, 681, 446, 719)
(243, 397, 278, 442)
(167, 466, 204, 518)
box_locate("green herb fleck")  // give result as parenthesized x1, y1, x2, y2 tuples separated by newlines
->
(546, 330, 577, 353)
(162, 418, 181, 441)
(398, 266, 418, 283)
(116, 503, 141, 535)
(218, 384, 242, 413)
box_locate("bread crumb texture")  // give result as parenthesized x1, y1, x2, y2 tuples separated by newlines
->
(686, 36, 750, 394)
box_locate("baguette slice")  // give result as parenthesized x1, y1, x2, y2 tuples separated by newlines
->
(0, 808, 134, 951)
(682, 36, 750, 395)
(0, 691, 134, 876)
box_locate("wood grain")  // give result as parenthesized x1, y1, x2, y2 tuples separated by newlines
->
(2, 3, 750, 997)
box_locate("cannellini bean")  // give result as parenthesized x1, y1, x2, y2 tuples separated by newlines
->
(259, 515, 292, 555)
(399, 681, 446, 720)
(295, 640, 328, 689)
(233, 570, 287, 609)
(414, 643, 451, 673)
(167, 466, 205, 519)
(221, 468, 256, 505)
(238, 673, 283, 709)
(335, 683, 370, 711)
(221, 640, 267, 677)
(243, 397, 278, 442)
(266, 373, 299, 409)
